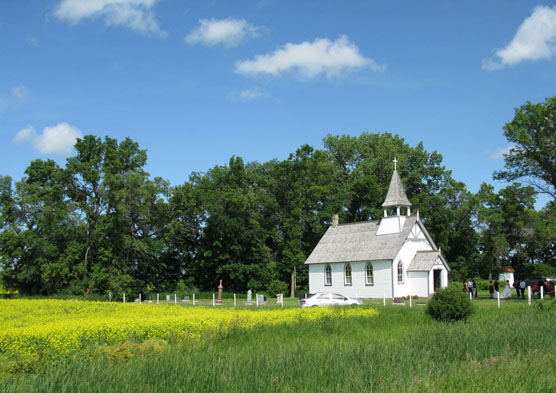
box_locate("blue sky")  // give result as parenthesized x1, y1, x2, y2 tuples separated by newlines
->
(1, 1, 555, 206)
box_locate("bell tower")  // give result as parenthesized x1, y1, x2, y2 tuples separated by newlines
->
(377, 158, 412, 235)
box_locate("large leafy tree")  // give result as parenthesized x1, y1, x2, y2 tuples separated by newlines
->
(494, 96, 556, 200)
(0, 161, 80, 294)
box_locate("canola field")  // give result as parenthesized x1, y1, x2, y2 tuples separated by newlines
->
(0, 299, 377, 357)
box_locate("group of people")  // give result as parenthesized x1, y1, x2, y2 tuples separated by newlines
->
(464, 279, 527, 299)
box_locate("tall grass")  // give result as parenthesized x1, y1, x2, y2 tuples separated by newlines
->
(2, 301, 555, 392)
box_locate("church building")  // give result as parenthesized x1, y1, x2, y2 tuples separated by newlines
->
(305, 161, 450, 299)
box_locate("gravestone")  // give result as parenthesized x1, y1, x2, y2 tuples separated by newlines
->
(245, 290, 252, 305)
(216, 280, 223, 305)
(183, 296, 190, 302)
(276, 294, 283, 304)
(256, 294, 267, 305)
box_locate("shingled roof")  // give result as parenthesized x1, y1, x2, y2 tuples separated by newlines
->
(407, 250, 449, 272)
(305, 216, 418, 264)
(382, 169, 412, 208)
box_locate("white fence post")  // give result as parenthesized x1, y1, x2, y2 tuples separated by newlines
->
(174, 293, 177, 305)
(123, 293, 125, 303)
(212, 293, 215, 307)
(383, 293, 386, 307)
(409, 295, 412, 308)
(109, 291, 111, 302)
(469, 292, 472, 301)
(528, 286, 531, 305)
(156, 293, 159, 304)
(497, 291, 500, 309)
(193, 293, 195, 306)
(541, 286, 544, 300)
(256, 293, 259, 307)
(234, 293, 236, 306)
(139, 293, 141, 304)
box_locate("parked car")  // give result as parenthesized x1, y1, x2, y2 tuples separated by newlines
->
(532, 280, 556, 297)
(523, 276, 545, 287)
(299, 292, 362, 307)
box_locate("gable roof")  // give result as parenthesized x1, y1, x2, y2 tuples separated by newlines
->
(407, 250, 450, 272)
(382, 169, 412, 208)
(305, 216, 418, 264)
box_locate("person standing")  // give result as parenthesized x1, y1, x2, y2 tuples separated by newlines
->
(463, 281, 468, 293)
(472, 280, 478, 298)
(520, 279, 526, 299)
(494, 280, 499, 293)
(488, 281, 494, 298)
(514, 280, 520, 297)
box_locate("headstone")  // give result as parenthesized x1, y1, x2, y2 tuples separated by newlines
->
(276, 294, 283, 304)
(183, 296, 190, 302)
(256, 294, 267, 305)
(217, 280, 223, 305)
(245, 290, 252, 305)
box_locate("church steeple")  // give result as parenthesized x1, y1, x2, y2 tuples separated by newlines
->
(382, 158, 411, 217)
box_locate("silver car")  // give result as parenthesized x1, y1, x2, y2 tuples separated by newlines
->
(299, 292, 362, 307)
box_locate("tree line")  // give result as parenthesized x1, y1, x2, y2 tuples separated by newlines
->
(1, 97, 555, 297)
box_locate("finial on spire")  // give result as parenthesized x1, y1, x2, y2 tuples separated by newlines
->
(393, 157, 398, 171)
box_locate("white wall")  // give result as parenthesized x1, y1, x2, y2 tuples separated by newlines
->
(392, 238, 432, 298)
(407, 271, 429, 297)
(308, 260, 392, 298)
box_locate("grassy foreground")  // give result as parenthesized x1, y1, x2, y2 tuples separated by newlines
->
(1, 300, 556, 392)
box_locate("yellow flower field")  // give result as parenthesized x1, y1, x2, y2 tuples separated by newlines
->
(0, 299, 378, 357)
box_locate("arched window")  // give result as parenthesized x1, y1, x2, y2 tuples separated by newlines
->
(344, 263, 352, 285)
(366, 263, 374, 285)
(397, 261, 404, 283)
(325, 264, 332, 286)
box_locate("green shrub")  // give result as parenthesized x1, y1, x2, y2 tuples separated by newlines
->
(426, 287, 474, 322)
(266, 280, 288, 298)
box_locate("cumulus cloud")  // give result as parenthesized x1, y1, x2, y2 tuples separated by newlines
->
(185, 18, 261, 47)
(482, 6, 556, 70)
(235, 35, 385, 78)
(11, 84, 28, 99)
(54, 0, 163, 35)
(14, 123, 84, 156)
(488, 145, 516, 160)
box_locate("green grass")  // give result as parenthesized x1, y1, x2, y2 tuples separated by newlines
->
(1, 299, 556, 392)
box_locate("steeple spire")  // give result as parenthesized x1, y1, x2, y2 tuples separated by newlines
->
(382, 159, 412, 217)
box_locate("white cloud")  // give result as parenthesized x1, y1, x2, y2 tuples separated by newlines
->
(482, 6, 556, 70)
(489, 145, 516, 160)
(235, 35, 385, 78)
(54, 0, 163, 35)
(240, 88, 264, 99)
(11, 84, 28, 99)
(25, 35, 39, 46)
(185, 18, 261, 47)
(14, 123, 84, 156)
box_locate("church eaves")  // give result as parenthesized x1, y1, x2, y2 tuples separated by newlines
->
(381, 168, 412, 208)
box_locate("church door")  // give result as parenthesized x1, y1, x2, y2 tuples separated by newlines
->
(433, 270, 441, 291)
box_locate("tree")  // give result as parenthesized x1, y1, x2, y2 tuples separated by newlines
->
(494, 96, 556, 200)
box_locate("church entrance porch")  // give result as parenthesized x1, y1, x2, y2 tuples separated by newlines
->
(433, 269, 441, 292)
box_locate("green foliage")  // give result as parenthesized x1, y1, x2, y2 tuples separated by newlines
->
(494, 95, 556, 200)
(1, 128, 554, 296)
(266, 280, 288, 298)
(426, 287, 474, 322)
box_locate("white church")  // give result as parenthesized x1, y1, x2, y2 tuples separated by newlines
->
(305, 161, 450, 299)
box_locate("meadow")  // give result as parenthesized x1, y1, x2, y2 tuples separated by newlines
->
(1, 296, 555, 392)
